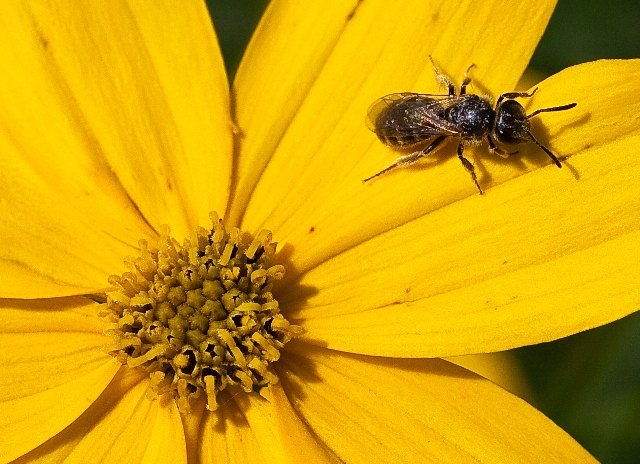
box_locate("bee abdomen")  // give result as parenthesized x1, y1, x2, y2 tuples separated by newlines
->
(378, 134, 425, 147)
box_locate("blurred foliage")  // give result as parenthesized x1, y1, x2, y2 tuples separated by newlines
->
(530, 0, 640, 75)
(205, 0, 269, 82)
(518, 312, 640, 463)
(205, 1, 640, 462)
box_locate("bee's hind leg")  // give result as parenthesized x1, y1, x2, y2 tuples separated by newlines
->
(363, 136, 446, 183)
(430, 56, 476, 96)
(429, 56, 456, 96)
(457, 142, 483, 194)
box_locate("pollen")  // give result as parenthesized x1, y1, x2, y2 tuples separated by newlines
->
(100, 212, 302, 413)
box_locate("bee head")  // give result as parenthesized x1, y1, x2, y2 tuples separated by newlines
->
(493, 99, 530, 145)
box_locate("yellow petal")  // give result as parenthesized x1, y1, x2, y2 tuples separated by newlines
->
(279, 342, 596, 462)
(200, 392, 266, 464)
(0, 2, 158, 294)
(233, 0, 556, 263)
(0, 298, 120, 462)
(270, 382, 345, 463)
(1, 296, 105, 333)
(289, 130, 640, 357)
(446, 352, 533, 401)
(122, 1, 233, 230)
(0, 1, 232, 244)
(273, 58, 639, 283)
(230, 385, 341, 464)
(202, 378, 351, 462)
(13, 369, 186, 464)
(0, 128, 154, 297)
(180, 397, 207, 464)
(281, 60, 640, 357)
(525, 59, 640, 154)
(140, 396, 187, 464)
(233, 391, 288, 464)
(229, 0, 367, 226)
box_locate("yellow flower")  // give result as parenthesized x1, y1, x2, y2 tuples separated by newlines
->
(1, 0, 639, 462)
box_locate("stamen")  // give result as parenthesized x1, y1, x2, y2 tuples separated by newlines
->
(100, 212, 302, 413)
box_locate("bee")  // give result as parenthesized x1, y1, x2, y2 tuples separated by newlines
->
(364, 58, 577, 194)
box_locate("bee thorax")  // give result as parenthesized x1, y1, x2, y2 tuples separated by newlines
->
(446, 95, 493, 139)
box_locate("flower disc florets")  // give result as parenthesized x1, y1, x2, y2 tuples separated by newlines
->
(101, 212, 301, 412)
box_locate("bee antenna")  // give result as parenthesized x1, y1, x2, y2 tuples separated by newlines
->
(526, 131, 562, 168)
(526, 102, 577, 120)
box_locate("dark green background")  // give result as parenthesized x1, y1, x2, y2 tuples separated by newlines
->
(205, 1, 640, 462)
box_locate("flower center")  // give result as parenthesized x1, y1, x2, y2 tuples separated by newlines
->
(100, 212, 302, 413)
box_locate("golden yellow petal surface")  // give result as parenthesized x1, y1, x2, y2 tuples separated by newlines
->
(525, 59, 640, 154)
(0, 128, 155, 298)
(282, 60, 640, 357)
(122, 1, 233, 231)
(9, 368, 144, 464)
(0, 298, 120, 462)
(15, 369, 185, 464)
(0, 1, 232, 245)
(446, 352, 533, 401)
(199, 394, 266, 464)
(291, 138, 640, 357)
(279, 342, 596, 463)
(234, 0, 556, 269)
(234, 392, 290, 464)
(229, 0, 366, 226)
(200, 386, 339, 464)
(0, 2, 159, 298)
(179, 397, 206, 464)
(139, 399, 187, 464)
(270, 383, 342, 463)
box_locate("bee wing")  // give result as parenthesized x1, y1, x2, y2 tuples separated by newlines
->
(365, 93, 441, 131)
(366, 92, 464, 137)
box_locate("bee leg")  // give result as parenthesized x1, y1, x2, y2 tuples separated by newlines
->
(487, 135, 518, 158)
(429, 56, 456, 96)
(457, 142, 483, 194)
(460, 64, 476, 95)
(363, 136, 446, 183)
(496, 88, 538, 106)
